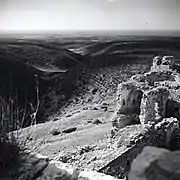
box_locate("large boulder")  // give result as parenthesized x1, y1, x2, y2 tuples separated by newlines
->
(128, 146, 180, 180)
(78, 170, 120, 180)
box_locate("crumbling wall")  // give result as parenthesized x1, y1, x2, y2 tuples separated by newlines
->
(116, 82, 142, 115)
(111, 81, 142, 132)
(139, 87, 169, 125)
(154, 81, 180, 121)
(109, 55, 180, 179)
(151, 55, 175, 71)
(102, 118, 180, 179)
(151, 56, 162, 71)
(112, 55, 180, 130)
(108, 55, 180, 179)
(145, 70, 175, 86)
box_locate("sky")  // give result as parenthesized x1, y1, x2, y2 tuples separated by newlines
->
(0, 0, 180, 32)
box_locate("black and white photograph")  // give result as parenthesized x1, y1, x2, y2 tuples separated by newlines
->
(0, 0, 180, 179)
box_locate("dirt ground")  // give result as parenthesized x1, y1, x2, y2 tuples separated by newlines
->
(19, 96, 143, 172)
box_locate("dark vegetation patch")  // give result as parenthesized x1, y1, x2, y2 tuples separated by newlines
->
(50, 129, 61, 136)
(92, 119, 103, 125)
(62, 127, 77, 134)
(0, 57, 47, 127)
(0, 140, 20, 177)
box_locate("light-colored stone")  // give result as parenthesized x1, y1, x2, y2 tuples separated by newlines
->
(130, 74, 146, 82)
(139, 87, 169, 125)
(155, 117, 180, 148)
(151, 55, 175, 71)
(78, 169, 120, 180)
(112, 114, 139, 130)
(151, 56, 162, 71)
(37, 160, 79, 180)
(128, 146, 169, 180)
(145, 70, 175, 86)
(129, 146, 180, 180)
(113, 55, 180, 130)
(112, 82, 142, 130)
(162, 56, 175, 66)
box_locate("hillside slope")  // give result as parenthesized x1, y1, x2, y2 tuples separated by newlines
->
(1, 36, 180, 125)
(39, 36, 180, 119)
(0, 39, 88, 72)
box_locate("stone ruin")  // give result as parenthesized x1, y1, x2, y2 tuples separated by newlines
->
(107, 55, 180, 179)
(111, 55, 180, 133)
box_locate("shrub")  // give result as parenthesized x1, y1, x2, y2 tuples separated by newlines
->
(0, 75, 40, 176)
(0, 95, 22, 174)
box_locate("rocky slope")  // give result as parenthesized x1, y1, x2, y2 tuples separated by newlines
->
(39, 36, 180, 120)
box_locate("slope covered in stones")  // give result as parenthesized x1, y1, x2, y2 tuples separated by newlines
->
(39, 36, 180, 119)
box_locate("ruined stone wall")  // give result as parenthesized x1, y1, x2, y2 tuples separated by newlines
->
(108, 55, 180, 179)
(102, 118, 180, 179)
(145, 70, 175, 86)
(115, 82, 142, 115)
(139, 87, 169, 125)
(112, 55, 180, 130)
(111, 81, 142, 132)
(151, 55, 175, 71)
(107, 55, 180, 179)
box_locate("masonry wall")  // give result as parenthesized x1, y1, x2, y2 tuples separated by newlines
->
(139, 87, 169, 125)
(112, 82, 142, 130)
(101, 118, 180, 179)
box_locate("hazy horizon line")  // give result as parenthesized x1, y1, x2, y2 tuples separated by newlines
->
(0, 29, 180, 37)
